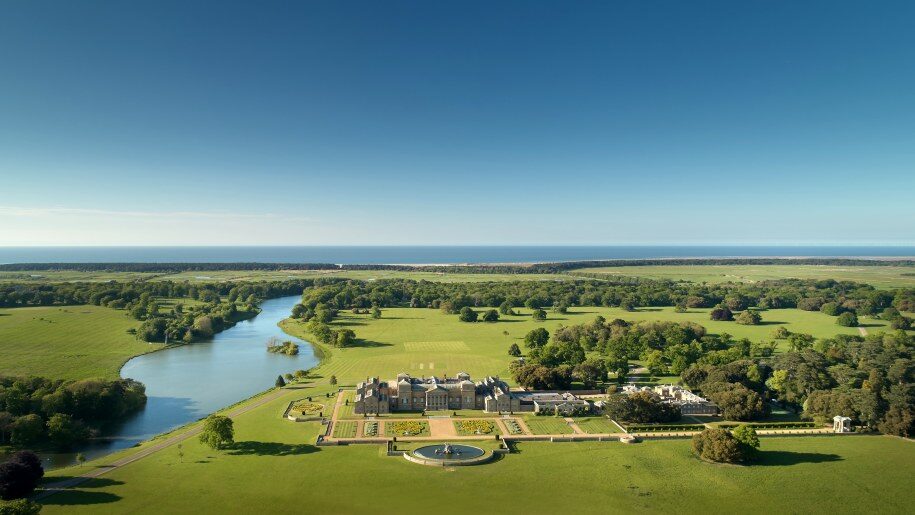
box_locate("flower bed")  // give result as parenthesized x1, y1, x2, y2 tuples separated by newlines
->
(291, 401, 324, 416)
(386, 420, 429, 437)
(364, 421, 379, 437)
(456, 420, 496, 435)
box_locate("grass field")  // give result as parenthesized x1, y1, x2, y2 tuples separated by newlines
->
(280, 306, 901, 388)
(574, 416, 623, 434)
(0, 305, 162, 380)
(331, 421, 357, 438)
(573, 264, 915, 288)
(524, 416, 574, 435)
(40, 380, 915, 514)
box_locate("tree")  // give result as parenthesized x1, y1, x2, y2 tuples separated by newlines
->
(508, 343, 522, 357)
(531, 308, 547, 321)
(458, 307, 478, 322)
(645, 350, 668, 376)
(523, 328, 550, 349)
(573, 358, 608, 389)
(46, 414, 87, 448)
(9, 416, 43, 447)
(702, 382, 766, 421)
(731, 424, 760, 460)
(498, 301, 515, 316)
(602, 392, 680, 423)
(198, 415, 234, 451)
(787, 333, 815, 352)
(710, 306, 734, 321)
(0, 452, 43, 500)
(692, 428, 746, 463)
(76, 453, 86, 467)
(771, 326, 791, 339)
(836, 312, 859, 327)
(335, 329, 356, 347)
(329, 375, 337, 386)
(275, 375, 286, 388)
(481, 309, 500, 322)
(820, 302, 843, 316)
(0, 499, 42, 515)
(735, 310, 762, 325)
(371, 306, 382, 319)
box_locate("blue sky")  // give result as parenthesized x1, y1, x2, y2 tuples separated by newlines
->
(1, 1, 913, 245)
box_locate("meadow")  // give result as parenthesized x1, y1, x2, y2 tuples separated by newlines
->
(39, 380, 915, 514)
(0, 305, 162, 380)
(573, 264, 915, 288)
(280, 305, 899, 387)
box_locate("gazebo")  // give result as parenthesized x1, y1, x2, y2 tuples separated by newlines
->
(832, 415, 852, 433)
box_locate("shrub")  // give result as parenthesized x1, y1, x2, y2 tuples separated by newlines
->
(710, 306, 734, 321)
(735, 310, 762, 325)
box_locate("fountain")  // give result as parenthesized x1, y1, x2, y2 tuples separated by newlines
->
(411, 443, 485, 462)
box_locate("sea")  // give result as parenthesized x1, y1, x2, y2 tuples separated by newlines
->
(1, 246, 914, 264)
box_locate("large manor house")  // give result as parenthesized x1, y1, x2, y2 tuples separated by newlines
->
(354, 372, 596, 415)
(355, 373, 521, 414)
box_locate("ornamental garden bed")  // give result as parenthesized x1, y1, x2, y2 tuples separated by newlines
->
(385, 420, 430, 437)
(363, 421, 379, 437)
(717, 422, 818, 430)
(504, 420, 524, 435)
(624, 423, 705, 432)
(455, 420, 497, 436)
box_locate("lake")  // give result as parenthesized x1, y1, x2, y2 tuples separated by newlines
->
(40, 295, 317, 469)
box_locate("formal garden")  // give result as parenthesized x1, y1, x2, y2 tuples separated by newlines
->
(455, 420, 497, 436)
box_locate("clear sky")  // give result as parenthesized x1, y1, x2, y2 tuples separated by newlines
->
(1, 1, 913, 246)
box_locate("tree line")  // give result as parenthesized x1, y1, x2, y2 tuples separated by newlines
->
(3, 257, 914, 274)
(0, 376, 147, 449)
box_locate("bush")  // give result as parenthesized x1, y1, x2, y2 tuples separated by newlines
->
(481, 309, 500, 322)
(735, 310, 761, 325)
(0, 499, 42, 515)
(710, 306, 734, 321)
(0, 452, 43, 501)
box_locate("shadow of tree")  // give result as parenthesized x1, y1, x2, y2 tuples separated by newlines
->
(756, 450, 843, 466)
(226, 441, 320, 456)
(41, 477, 125, 488)
(351, 340, 392, 348)
(40, 491, 122, 506)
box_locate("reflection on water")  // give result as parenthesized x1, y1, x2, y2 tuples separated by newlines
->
(42, 295, 316, 469)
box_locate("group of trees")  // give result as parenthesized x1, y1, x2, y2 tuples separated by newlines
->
(602, 391, 681, 423)
(0, 376, 146, 449)
(284, 276, 913, 318)
(0, 279, 311, 309)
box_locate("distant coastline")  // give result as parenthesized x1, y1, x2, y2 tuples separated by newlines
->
(2, 245, 915, 266)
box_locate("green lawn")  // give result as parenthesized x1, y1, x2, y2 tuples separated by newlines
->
(573, 264, 915, 289)
(332, 421, 357, 438)
(524, 416, 574, 435)
(0, 305, 162, 380)
(40, 381, 915, 514)
(281, 305, 900, 388)
(574, 417, 623, 434)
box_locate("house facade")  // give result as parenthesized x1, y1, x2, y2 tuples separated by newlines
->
(354, 373, 522, 414)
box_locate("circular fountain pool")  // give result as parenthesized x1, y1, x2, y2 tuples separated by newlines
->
(412, 444, 486, 461)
